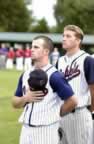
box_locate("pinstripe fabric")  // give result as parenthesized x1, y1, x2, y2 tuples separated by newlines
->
(91, 119, 94, 144)
(18, 64, 62, 144)
(19, 64, 62, 126)
(20, 122, 59, 144)
(58, 50, 90, 108)
(59, 108, 93, 144)
(57, 50, 93, 144)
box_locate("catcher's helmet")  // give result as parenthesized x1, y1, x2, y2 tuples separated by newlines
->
(28, 69, 48, 95)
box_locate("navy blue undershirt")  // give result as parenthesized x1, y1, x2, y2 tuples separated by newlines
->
(15, 71, 74, 100)
(50, 71, 74, 100)
(15, 56, 94, 99)
(84, 56, 94, 84)
(14, 74, 23, 97)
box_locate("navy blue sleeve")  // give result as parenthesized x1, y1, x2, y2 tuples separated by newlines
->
(14, 74, 23, 97)
(50, 71, 74, 100)
(84, 56, 94, 84)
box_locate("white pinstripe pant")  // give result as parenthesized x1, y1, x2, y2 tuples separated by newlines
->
(59, 108, 93, 144)
(20, 122, 59, 144)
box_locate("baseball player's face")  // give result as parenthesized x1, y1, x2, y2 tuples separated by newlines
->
(31, 39, 48, 61)
(62, 30, 80, 51)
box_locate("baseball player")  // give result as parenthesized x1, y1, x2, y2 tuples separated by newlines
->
(50, 47, 60, 65)
(56, 25, 94, 144)
(12, 35, 78, 144)
(6, 46, 15, 69)
(24, 44, 32, 71)
(15, 44, 24, 71)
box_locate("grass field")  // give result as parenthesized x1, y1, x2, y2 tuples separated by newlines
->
(0, 69, 23, 144)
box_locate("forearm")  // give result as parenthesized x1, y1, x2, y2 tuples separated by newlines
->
(89, 84, 94, 112)
(91, 95, 94, 112)
(60, 95, 78, 116)
(12, 96, 27, 108)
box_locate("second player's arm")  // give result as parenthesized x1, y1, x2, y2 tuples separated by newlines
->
(60, 95, 77, 116)
(89, 84, 94, 112)
(50, 71, 78, 116)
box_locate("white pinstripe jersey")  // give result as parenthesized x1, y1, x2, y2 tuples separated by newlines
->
(19, 64, 62, 126)
(57, 50, 91, 107)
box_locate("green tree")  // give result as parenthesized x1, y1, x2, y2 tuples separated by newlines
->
(0, 0, 31, 32)
(54, 0, 94, 34)
(30, 18, 50, 33)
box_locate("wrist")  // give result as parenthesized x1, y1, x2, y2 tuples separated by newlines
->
(23, 95, 28, 106)
(60, 107, 69, 117)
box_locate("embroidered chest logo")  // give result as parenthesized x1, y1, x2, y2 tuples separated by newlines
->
(64, 62, 80, 81)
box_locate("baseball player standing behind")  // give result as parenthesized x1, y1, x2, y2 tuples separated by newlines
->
(12, 35, 78, 144)
(56, 25, 94, 144)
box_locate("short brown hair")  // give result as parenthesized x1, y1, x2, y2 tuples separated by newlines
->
(33, 35, 54, 53)
(64, 25, 84, 40)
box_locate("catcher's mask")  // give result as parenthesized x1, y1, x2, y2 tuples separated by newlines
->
(28, 69, 48, 95)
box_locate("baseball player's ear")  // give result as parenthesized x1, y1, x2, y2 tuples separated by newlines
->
(77, 39, 81, 45)
(45, 49, 49, 54)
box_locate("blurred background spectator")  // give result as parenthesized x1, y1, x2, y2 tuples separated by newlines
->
(15, 44, 24, 71)
(50, 47, 60, 65)
(0, 43, 8, 69)
(6, 46, 15, 70)
(24, 44, 32, 71)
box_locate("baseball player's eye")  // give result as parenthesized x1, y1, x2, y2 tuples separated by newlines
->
(32, 45, 39, 49)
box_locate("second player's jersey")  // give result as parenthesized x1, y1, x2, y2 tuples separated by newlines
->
(57, 50, 92, 107)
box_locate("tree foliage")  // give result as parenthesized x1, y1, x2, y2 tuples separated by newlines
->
(0, 0, 31, 32)
(54, 0, 94, 34)
(30, 18, 50, 33)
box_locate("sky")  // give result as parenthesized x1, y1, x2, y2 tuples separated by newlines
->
(28, 0, 57, 26)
